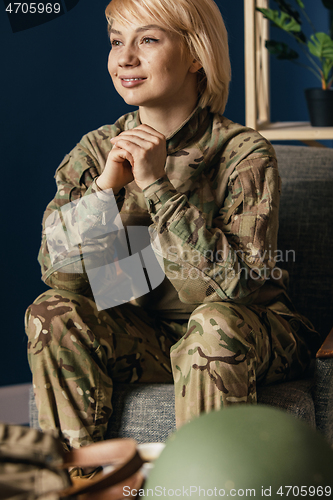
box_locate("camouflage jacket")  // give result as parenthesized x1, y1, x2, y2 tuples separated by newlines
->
(38, 106, 289, 318)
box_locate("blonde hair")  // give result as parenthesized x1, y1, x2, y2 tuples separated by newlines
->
(105, 0, 231, 115)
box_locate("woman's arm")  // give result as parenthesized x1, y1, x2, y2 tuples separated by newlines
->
(142, 151, 281, 305)
(38, 139, 126, 295)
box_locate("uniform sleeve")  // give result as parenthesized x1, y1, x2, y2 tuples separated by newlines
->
(143, 151, 280, 305)
(38, 142, 125, 296)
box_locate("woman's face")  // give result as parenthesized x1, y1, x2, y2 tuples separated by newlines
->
(107, 15, 199, 111)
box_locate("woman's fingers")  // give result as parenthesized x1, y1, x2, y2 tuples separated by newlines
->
(97, 145, 134, 192)
(111, 144, 134, 165)
(109, 125, 167, 190)
(111, 124, 165, 144)
(110, 133, 163, 152)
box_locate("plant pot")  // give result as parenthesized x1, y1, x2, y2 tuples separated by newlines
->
(305, 88, 333, 127)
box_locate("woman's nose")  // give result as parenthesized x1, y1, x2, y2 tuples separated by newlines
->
(118, 44, 140, 67)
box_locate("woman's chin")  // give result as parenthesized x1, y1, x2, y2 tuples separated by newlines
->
(120, 93, 157, 109)
(123, 98, 141, 107)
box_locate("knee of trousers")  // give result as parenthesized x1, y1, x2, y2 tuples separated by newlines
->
(180, 301, 260, 353)
(25, 288, 100, 345)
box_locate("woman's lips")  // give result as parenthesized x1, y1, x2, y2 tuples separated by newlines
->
(120, 77, 147, 88)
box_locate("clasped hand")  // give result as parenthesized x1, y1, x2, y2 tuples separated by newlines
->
(97, 124, 167, 193)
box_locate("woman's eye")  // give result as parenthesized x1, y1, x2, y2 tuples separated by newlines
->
(142, 37, 158, 44)
(111, 39, 122, 47)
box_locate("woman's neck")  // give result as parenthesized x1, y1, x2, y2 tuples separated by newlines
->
(138, 96, 198, 138)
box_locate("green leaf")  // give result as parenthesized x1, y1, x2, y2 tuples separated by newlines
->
(257, 8, 301, 33)
(265, 40, 299, 60)
(322, 59, 333, 83)
(307, 32, 333, 61)
(295, 0, 305, 8)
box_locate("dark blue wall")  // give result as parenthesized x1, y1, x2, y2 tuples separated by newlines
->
(0, 0, 329, 386)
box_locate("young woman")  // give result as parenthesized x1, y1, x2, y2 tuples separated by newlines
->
(25, 0, 318, 453)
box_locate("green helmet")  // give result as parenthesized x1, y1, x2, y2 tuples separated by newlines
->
(145, 405, 333, 499)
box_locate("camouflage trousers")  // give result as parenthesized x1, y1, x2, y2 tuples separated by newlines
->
(25, 289, 311, 449)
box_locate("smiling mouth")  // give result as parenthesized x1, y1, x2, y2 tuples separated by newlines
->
(121, 78, 146, 81)
(120, 77, 147, 88)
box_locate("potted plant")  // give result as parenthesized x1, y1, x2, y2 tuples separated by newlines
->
(257, 0, 333, 126)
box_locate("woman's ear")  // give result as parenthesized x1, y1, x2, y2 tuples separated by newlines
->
(189, 59, 203, 73)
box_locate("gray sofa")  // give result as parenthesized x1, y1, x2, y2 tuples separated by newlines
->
(30, 145, 333, 445)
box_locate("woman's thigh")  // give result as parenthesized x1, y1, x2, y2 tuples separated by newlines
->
(25, 288, 185, 385)
(170, 301, 308, 427)
(25, 289, 185, 446)
(108, 303, 186, 383)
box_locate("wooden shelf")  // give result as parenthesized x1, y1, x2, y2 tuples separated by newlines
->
(244, 0, 333, 144)
(256, 122, 333, 141)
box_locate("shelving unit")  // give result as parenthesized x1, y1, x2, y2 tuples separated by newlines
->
(244, 0, 333, 144)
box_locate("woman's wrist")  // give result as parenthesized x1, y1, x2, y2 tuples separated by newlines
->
(95, 176, 120, 195)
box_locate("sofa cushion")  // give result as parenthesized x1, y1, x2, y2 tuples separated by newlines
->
(106, 384, 176, 443)
(274, 146, 333, 340)
(29, 378, 316, 444)
(104, 379, 317, 443)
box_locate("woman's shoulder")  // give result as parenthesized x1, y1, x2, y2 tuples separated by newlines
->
(210, 112, 276, 161)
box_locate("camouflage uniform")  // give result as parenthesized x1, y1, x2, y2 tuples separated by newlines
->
(25, 106, 319, 448)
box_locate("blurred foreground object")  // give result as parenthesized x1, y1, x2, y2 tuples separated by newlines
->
(145, 405, 333, 499)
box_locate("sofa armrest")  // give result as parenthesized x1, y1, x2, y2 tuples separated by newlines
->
(314, 356, 333, 445)
(314, 328, 333, 444)
(316, 327, 333, 359)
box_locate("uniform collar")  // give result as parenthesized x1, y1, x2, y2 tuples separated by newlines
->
(123, 105, 211, 155)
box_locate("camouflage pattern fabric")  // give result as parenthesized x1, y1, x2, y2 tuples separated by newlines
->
(38, 106, 285, 311)
(25, 289, 185, 450)
(25, 105, 320, 448)
(171, 301, 312, 428)
(26, 290, 311, 448)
